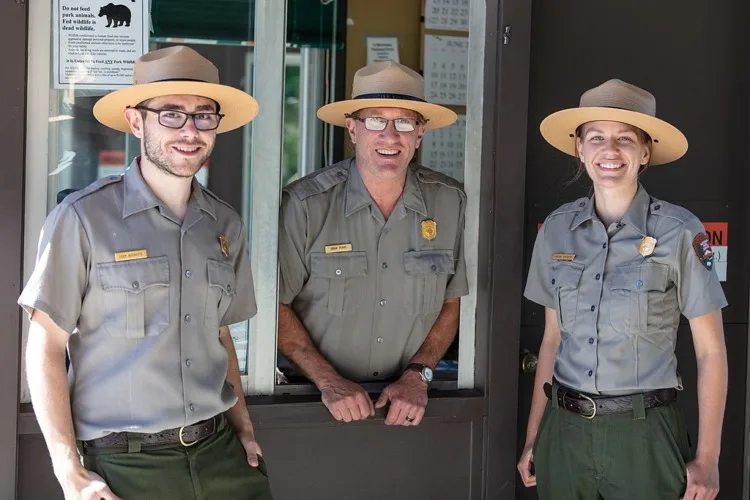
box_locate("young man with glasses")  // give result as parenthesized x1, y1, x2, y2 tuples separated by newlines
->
(19, 46, 273, 500)
(277, 61, 469, 427)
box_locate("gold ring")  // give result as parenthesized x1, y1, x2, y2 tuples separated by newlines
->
(405, 416, 415, 423)
(179, 425, 199, 447)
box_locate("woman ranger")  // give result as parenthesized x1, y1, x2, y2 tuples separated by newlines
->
(517, 79, 728, 500)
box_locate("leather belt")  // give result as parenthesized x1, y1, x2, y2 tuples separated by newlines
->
(544, 383, 677, 419)
(84, 416, 219, 449)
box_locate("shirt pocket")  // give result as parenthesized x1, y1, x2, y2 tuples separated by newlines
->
(548, 261, 584, 332)
(403, 250, 455, 315)
(97, 257, 170, 338)
(205, 259, 237, 332)
(608, 262, 670, 335)
(310, 252, 368, 316)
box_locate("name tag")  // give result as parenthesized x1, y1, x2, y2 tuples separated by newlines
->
(114, 249, 148, 262)
(551, 253, 576, 262)
(325, 243, 353, 254)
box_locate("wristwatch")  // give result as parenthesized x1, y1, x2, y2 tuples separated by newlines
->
(405, 363, 434, 384)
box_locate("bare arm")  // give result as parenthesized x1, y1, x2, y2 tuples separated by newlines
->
(689, 310, 727, 460)
(277, 303, 374, 422)
(518, 307, 560, 487)
(375, 298, 460, 426)
(27, 310, 119, 499)
(219, 325, 262, 466)
(277, 303, 341, 389)
(406, 298, 460, 369)
(681, 309, 727, 500)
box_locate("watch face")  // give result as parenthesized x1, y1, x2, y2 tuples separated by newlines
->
(423, 367, 434, 382)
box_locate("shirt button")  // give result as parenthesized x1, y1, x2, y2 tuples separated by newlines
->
(226, 284, 232, 292)
(590, 305, 596, 312)
(616, 223, 623, 228)
(380, 299, 386, 306)
(588, 338, 594, 344)
(595, 273, 601, 280)
(185, 270, 192, 278)
(431, 265, 437, 271)
(382, 262, 388, 269)
(189, 404, 195, 411)
(185, 359, 192, 367)
(588, 370, 593, 377)
(602, 242, 607, 249)
(184, 314, 191, 323)
(377, 337, 383, 343)
(654, 204, 661, 211)
(132, 281, 140, 290)
(551, 279, 556, 285)
(636, 280, 643, 289)
(335, 269, 342, 276)
(579, 201, 586, 207)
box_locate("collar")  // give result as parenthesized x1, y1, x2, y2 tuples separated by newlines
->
(344, 160, 427, 218)
(570, 184, 650, 236)
(122, 157, 216, 220)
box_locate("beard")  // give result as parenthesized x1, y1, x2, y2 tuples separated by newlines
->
(143, 123, 213, 179)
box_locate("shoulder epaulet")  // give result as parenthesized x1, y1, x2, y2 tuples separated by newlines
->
(284, 161, 350, 201)
(547, 197, 589, 219)
(61, 175, 123, 205)
(200, 185, 238, 213)
(414, 166, 465, 196)
(649, 198, 692, 224)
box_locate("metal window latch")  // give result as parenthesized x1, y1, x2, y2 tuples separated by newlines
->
(503, 25, 512, 45)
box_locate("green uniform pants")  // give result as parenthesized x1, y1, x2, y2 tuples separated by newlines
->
(533, 385, 692, 500)
(81, 416, 273, 500)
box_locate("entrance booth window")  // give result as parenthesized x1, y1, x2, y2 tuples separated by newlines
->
(22, 0, 485, 401)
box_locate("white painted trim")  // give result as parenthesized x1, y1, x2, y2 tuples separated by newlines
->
(457, 0, 486, 390)
(245, 0, 287, 395)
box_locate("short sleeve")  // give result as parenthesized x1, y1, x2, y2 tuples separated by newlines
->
(445, 190, 468, 299)
(220, 223, 257, 326)
(18, 202, 90, 334)
(278, 190, 309, 305)
(524, 221, 556, 309)
(675, 217, 728, 319)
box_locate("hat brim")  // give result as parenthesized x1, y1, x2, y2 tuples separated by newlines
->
(93, 81, 259, 134)
(317, 99, 457, 130)
(540, 107, 688, 165)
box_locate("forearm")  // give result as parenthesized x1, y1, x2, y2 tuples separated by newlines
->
(26, 324, 81, 480)
(694, 349, 728, 461)
(407, 299, 460, 368)
(219, 326, 255, 437)
(524, 336, 558, 445)
(277, 303, 341, 388)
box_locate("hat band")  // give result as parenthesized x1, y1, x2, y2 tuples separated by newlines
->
(353, 92, 427, 102)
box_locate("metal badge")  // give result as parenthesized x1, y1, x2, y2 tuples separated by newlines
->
(219, 235, 229, 258)
(421, 220, 437, 241)
(639, 236, 657, 257)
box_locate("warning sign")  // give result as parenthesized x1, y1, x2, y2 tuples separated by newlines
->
(703, 222, 727, 282)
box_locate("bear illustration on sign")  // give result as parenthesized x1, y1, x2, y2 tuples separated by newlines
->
(98, 3, 131, 27)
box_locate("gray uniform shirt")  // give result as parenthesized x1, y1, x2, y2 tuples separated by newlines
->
(19, 160, 256, 440)
(279, 159, 468, 381)
(524, 185, 727, 395)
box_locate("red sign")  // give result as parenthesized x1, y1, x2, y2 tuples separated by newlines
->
(703, 222, 728, 247)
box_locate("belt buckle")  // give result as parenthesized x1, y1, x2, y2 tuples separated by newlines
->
(179, 425, 199, 447)
(578, 393, 597, 420)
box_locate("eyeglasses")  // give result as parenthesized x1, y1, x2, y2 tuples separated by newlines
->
(345, 114, 426, 132)
(135, 107, 224, 131)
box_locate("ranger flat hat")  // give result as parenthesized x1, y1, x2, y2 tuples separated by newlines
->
(540, 79, 688, 165)
(317, 61, 457, 130)
(93, 45, 259, 134)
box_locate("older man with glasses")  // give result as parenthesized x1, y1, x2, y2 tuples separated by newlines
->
(277, 61, 468, 427)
